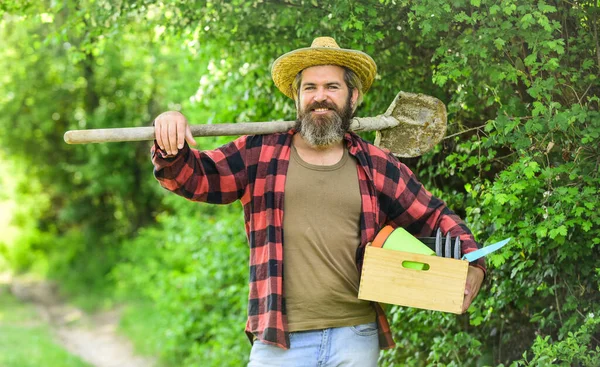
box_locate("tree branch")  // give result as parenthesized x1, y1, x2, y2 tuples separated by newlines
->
(444, 124, 487, 139)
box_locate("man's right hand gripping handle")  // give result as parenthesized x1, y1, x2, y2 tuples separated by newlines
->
(154, 111, 197, 156)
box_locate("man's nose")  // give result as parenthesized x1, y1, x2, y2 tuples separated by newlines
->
(314, 87, 327, 102)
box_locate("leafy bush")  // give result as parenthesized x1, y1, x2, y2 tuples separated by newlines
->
(514, 315, 600, 367)
(112, 196, 251, 366)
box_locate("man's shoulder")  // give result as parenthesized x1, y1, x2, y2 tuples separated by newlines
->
(348, 132, 400, 163)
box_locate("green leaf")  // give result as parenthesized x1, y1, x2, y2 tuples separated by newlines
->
(581, 221, 592, 232)
(582, 59, 594, 70)
(536, 226, 548, 238)
(434, 74, 448, 86)
(471, 315, 484, 326)
(524, 52, 538, 66)
(532, 102, 545, 116)
(496, 193, 509, 204)
(490, 253, 506, 267)
(538, 2, 557, 13)
(494, 38, 506, 50)
(520, 13, 534, 29)
(549, 225, 568, 239)
(546, 58, 559, 70)
(524, 161, 540, 178)
(503, 3, 516, 15)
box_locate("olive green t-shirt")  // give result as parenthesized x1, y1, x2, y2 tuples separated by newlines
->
(283, 145, 376, 332)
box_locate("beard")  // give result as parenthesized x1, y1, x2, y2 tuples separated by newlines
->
(294, 95, 354, 148)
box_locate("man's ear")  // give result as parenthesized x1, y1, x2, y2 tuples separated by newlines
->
(351, 88, 359, 111)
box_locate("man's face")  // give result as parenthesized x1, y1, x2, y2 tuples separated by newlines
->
(295, 65, 358, 148)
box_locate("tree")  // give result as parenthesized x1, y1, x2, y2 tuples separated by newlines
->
(1, 0, 598, 365)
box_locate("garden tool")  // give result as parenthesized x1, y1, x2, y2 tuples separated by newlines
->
(418, 230, 462, 259)
(374, 226, 464, 259)
(421, 233, 512, 261)
(63, 91, 447, 158)
(445, 231, 452, 259)
(462, 238, 511, 262)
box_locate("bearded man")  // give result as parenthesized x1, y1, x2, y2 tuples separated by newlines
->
(152, 37, 486, 366)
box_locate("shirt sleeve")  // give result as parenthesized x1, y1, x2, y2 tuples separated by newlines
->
(382, 158, 487, 274)
(151, 136, 248, 205)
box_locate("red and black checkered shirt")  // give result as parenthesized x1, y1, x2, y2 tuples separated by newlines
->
(152, 129, 486, 350)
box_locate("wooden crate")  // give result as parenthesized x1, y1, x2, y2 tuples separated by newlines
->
(358, 245, 468, 314)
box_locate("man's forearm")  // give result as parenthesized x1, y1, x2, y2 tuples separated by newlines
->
(151, 138, 249, 204)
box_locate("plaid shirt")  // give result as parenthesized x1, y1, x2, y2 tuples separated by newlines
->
(152, 129, 486, 350)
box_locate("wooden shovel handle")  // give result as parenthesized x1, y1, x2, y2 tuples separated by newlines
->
(63, 116, 398, 145)
(64, 121, 297, 144)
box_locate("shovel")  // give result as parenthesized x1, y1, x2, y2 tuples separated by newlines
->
(63, 91, 447, 158)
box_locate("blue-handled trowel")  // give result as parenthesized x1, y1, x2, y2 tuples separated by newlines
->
(462, 238, 512, 262)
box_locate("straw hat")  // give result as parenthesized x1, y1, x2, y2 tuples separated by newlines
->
(271, 37, 377, 99)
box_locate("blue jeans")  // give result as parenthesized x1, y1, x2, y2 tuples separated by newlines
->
(247, 322, 380, 367)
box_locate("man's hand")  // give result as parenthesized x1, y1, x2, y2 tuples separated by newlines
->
(462, 266, 484, 313)
(154, 111, 197, 156)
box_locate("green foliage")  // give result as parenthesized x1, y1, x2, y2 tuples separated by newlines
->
(387, 0, 600, 365)
(1, 0, 598, 365)
(380, 307, 484, 366)
(112, 196, 250, 366)
(509, 315, 600, 367)
(0, 1, 196, 285)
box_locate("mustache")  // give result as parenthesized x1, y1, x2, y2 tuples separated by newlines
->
(306, 100, 338, 111)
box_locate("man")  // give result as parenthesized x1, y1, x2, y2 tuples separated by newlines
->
(152, 37, 486, 366)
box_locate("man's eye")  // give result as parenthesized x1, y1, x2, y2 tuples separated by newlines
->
(303, 86, 315, 91)
(328, 85, 339, 90)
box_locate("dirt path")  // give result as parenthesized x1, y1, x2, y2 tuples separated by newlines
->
(6, 275, 156, 367)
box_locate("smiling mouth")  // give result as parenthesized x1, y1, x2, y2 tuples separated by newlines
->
(312, 108, 331, 112)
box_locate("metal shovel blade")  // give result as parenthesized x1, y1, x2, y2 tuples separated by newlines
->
(374, 92, 447, 157)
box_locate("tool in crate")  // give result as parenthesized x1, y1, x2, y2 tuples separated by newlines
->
(372, 226, 511, 262)
(360, 226, 511, 313)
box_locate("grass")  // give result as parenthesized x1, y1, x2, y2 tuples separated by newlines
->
(0, 287, 91, 367)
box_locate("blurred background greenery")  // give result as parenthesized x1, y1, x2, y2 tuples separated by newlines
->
(0, 0, 598, 366)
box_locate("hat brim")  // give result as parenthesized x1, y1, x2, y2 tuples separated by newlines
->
(271, 47, 377, 100)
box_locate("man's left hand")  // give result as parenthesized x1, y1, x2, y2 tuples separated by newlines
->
(462, 266, 484, 313)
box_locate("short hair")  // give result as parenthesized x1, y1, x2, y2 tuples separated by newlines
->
(291, 66, 364, 108)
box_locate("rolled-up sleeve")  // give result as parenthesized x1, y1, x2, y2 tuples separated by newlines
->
(151, 136, 248, 205)
(383, 159, 487, 274)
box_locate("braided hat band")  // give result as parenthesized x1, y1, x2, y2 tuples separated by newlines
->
(271, 37, 377, 100)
